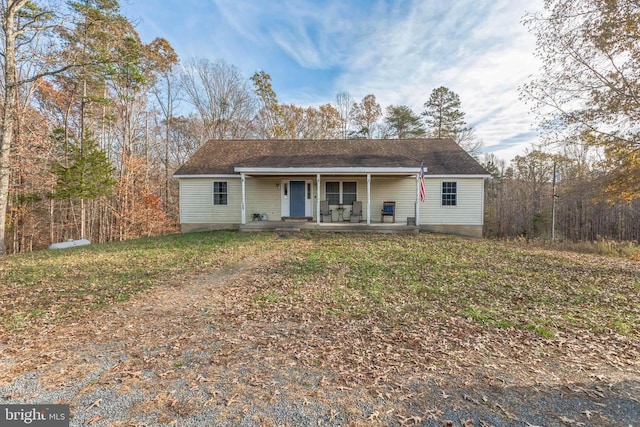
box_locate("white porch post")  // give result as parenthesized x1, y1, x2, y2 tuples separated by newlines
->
(415, 173, 420, 226)
(241, 173, 246, 225)
(366, 173, 371, 225)
(316, 173, 321, 225)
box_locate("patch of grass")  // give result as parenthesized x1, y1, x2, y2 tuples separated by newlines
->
(460, 305, 517, 329)
(0, 231, 273, 331)
(460, 305, 556, 337)
(526, 323, 555, 339)
(31, 308, 45, 318)
(613, 319, 633, 335)
(274, 233, 639, 338)
(117, 292, 131, 303)
(511, 237, 640, 260)
(1, 231, 638, 341)
(253, 291, 281, 307)
(8, 313, 28, 331)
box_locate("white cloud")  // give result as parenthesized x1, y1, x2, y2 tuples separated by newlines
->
(124, 0, 545, 161)
(328, 0, 544, 159)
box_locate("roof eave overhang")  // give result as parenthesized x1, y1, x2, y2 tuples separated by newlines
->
(174, 171, 491, 179)
(428, 174, 492, 179)
(234, 167, 421, 175)
(173, 174, 239, 179)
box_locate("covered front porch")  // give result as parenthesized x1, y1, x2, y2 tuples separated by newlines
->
(239, 218, 419, 234)
(236, 167, 425, 227)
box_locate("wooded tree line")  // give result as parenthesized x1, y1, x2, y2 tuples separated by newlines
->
(0, 0, 638, 253)
(2, 0, 181, 254)
(487, 0, 639, 243)
(483, 148, 640, 242)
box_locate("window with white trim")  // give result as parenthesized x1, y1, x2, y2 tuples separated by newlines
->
(342, 182, 357, 205)
(441, 181, 457, 206)
(325, 181, 357, 205)
(213, 181, 228, 205)
(326, 182, 340, 205)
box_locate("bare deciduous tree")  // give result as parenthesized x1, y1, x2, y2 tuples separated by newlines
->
(181, 58, 256, 140)
(152, 67, 182, 206)
(279, 103, 341, 139)
(350, 94, 382, 139)
(335, 91, 353, 139)
(522, 0, 640, 200)
(455, 128, 484, 158)
(0, 0, 66, 254)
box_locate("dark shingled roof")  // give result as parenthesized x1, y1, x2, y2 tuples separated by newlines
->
(174, 138, 488, 176)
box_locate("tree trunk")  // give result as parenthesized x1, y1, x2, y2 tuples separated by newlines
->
(0, 1, 28, 254)
(80, 197, 86, 238)
(165, 84, 171, 208)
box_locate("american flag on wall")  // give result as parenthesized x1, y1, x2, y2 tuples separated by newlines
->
(419, 162, 426, 203)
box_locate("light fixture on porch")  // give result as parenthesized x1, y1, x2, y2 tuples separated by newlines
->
(276, 183, 280, 190)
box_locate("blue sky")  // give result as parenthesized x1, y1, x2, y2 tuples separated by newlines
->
(121, 0, 543, 161)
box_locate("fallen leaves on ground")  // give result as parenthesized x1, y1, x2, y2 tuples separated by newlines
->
(1, 233, 638, 425)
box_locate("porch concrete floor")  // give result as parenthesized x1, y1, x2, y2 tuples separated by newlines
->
(240, 220, 419, 234)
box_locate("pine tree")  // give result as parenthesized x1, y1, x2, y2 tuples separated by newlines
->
(383, 105, 426, 139)
(422, 86, 467, 139)
(50, 129, 116, 238)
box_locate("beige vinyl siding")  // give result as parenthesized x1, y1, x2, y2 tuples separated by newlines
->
(369, 176, 415, 223)
(319, 177, 368, 221)
(245, 177, 285, 220)
(420, 178, 484, 225)
(179, 178, 241, 224)
(179, 175, 484, 228)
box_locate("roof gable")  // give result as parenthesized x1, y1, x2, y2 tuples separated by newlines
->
(174, 138, 488, 176)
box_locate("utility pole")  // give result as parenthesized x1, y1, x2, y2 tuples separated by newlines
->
(551, 161, 557, 242)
